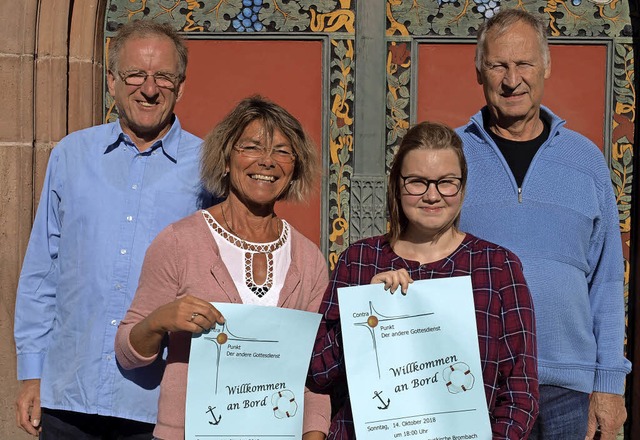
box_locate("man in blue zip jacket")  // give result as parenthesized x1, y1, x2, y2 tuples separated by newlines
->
(457, 8, 631, 440)
(14, 20, 212, 439)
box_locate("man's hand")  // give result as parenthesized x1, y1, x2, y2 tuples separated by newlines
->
(585, 392, 626, 440)
(15, 379, 42, 436)
(302, 431, 326, 440)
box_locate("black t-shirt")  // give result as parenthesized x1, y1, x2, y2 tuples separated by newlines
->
(483, 112, 550, 187)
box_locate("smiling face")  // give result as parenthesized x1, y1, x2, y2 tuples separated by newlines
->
(107, 36, 184, 151)
(399, 148, 464, 240)
(226, 119, 296, 211)
(477, 20, 550, 132)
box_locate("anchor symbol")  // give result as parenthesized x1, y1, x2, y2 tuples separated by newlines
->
(206, 406, 222, 425)
(372, 390, 390, 410)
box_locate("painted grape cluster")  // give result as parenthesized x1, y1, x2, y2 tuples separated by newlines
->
(473, 0, 500, 19)
(438, 0, 500, 19)
(232, 0, 264, 32)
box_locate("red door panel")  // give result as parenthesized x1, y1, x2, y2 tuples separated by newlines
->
(417, 43, 607, 150)
(175, 39, 323, 245)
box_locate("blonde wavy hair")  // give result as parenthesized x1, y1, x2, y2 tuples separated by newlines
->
(201, 96, 319, 202)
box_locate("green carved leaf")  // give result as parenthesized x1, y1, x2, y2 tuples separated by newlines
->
(261, 1, 308, 32)
(387, 91, 397, 109)
(387, 129, 399, 144)
(386, 151, 396, 172)
(611, 171, 623, 187)
(614, 77, 630, 88)
(333, 40, 348, 59)
(625, 49, 633, 64)
(388, 74, 400, 89)
(615, 44, 628, 58)
(338, 144, 349, 163)
(312, 0, 342, 14)
(190, 0, 243, 32)
(330, 70, 346, 83)
(620, 195, 632, 203)
(615, 95, 634, 106)
(395, 108, 409, 120)
(612, 160, 624, 173)
(398, 68, 411, 86)
(394, 97, 410, 110)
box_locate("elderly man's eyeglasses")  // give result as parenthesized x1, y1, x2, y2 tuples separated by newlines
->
(400, 175, 463, 197)
(233, 144, 297, 164)
(117, 70, 181, 89)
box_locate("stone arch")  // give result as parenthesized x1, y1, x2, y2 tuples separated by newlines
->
(0, 1, 106, 438)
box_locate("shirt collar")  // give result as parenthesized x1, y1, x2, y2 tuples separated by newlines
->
(103, 115, 182, 161)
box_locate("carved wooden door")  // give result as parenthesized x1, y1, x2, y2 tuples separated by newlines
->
(104, 1, 637, 434)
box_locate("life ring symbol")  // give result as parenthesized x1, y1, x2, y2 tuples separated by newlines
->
(272, 389, 298, 419)
(443, 362, 475, 394)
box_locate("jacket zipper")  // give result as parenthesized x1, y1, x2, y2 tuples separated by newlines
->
(518, 187, 523, 203)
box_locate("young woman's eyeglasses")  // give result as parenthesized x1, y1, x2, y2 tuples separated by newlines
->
(233, 144, 297, 164)
(117, 70, 181, 89)
(400, 175, 463, 197)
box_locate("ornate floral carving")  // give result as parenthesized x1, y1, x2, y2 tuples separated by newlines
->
(327, 38, 355, 269)
(385, 0, 631, 37)
(106, 0, 355, 33)
(386, 41, 411, 172)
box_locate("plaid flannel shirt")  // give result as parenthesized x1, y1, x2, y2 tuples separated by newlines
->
(307, 233, 538, 440)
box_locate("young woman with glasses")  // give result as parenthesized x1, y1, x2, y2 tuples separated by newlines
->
(307, 121, 539, 439)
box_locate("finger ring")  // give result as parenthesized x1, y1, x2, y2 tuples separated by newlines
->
(190, 312, 199, 322)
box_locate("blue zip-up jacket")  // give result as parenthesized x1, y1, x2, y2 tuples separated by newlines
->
(457, 106, 631, 395)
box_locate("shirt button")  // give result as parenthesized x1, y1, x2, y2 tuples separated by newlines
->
(115, 284, 122, 290)
(126, 215, 133, 222)
(120, 249, 127, 255)
(131, 184, 138, 190)
(111, 320, 118, 326)
(106, 355, 112, 361)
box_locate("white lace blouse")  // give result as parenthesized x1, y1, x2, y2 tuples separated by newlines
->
(202, 210, 291, 306)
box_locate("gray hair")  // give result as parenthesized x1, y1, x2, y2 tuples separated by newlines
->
(108, 20, 188, 79)
(475, 9, 550, 71)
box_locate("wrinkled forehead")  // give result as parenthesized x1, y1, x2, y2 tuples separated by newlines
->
(483, 22, 548, 58)
(116, 36, 180, 70)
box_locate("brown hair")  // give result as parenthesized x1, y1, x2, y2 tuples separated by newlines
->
(108, 20, 188, 79)
(201, 95, 319, 202)
(475, 9, 550, 71)
(386, 121, 467, 244)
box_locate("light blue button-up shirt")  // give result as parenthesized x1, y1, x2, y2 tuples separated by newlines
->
(14, 117, 212, 423)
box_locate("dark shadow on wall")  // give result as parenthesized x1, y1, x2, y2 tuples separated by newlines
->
(627, 0, 640, 438)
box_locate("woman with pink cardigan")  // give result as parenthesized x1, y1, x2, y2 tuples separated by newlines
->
(115, 96, 330, 440)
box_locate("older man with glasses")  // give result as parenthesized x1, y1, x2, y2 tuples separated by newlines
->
(457, 9, 631, 440)
(14, 20, 212, 439)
